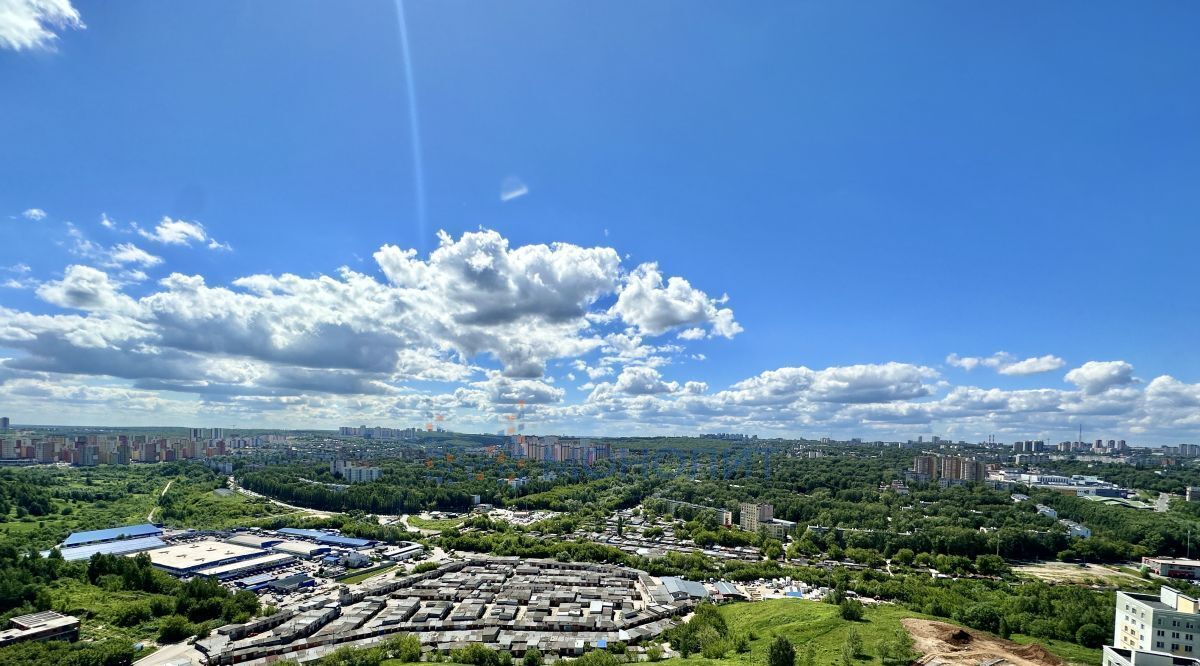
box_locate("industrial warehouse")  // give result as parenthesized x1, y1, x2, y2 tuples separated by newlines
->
(40, 523, 421, 592)
(196, 557, 699, 665)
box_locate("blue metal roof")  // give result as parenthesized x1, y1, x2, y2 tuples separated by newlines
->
(51, 536, 166, 561)
(234, 573, 275, 587)
(661, 576, 709, 599)
(276, 528, 372, 548)
(62, 523, 161, 547)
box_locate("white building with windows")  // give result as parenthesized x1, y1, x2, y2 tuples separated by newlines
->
(1061, 519, 1092, 539)
(1113, 587, 1200, 657)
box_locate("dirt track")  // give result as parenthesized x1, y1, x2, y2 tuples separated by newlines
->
(903, 619, 1065, 666)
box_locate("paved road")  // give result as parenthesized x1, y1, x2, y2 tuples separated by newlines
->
(133, 641, 201, 666)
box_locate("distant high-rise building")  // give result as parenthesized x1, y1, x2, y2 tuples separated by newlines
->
(35, 441, 56, 464)
(937, 456, 986, 483)
(0, 417, 9, 431)
(331, 460, 382, 483)
(911, 455, 939, 480)
(940, 455, 963, 480)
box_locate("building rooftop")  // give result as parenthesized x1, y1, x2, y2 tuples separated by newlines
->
(193, 552, 294, 578)
(48, 535, 166, 561)
(277, 528, 373, 548)
(61, 523, 161, 547)
(1145, 557, 1200, 566)
(146, 539, 262, 572)
(10, 611, 74, 631)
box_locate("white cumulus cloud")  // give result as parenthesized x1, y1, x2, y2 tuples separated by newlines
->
(1065, 360, 1135, 395)
(609, 263, 742, 339)
(947, 351, 1065, 376)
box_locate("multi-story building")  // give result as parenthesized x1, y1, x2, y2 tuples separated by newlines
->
(514, 436, 610, 463)
(910, 455, 938, 481)
(331, 460, 381, 483)
(1113, 587, 1200, 657)
(0, 417, 9, 431)
(941, 456, 963, 480)
(738, 503, 794, 538)
(739, 502, 771, 533)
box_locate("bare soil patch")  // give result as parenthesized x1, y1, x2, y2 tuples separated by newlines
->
(903, 618, 1065, 666)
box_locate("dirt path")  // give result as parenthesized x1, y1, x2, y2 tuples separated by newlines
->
(146, 479, 174, 522)
(903, 619, 1065, 666)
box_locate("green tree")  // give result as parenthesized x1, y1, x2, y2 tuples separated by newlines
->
(877, 630, 918, 666)
(157, 615, 195, 643)
(847, 627, 863, 656)
(381, 634, 422, 662)
(840, 599, 864, 621)
(522, 648, 543, 666)
(768, 636, 796, 666)
(1076, 623, 1108, 648)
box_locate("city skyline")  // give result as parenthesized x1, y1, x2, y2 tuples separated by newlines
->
(3, 2, 1200, 441)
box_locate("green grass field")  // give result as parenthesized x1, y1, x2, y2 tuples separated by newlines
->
(662, 599, 924, 666)
(660, 599, 1100, 666)
(407, 515, 466, 532)
(337, 563, 399, 584)
(157, 480, 296, 530)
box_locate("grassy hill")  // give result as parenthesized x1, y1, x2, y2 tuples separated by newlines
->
(661, 599, 1100, 666)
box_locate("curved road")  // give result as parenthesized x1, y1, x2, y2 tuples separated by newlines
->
(226, 475, 336, 519)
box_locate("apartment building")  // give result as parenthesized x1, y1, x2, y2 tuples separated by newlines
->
(1114, 587, 1200, 657)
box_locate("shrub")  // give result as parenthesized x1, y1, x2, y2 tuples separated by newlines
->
(1076, 623, 1108, 648)
(157, 615, 195, 643)
(839, 599, 864, 621)
(522, 648, 543, 666)
(768, 636, 796, 666)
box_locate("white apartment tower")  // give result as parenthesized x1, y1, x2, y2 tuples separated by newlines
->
(1115, 587, 1200, 657)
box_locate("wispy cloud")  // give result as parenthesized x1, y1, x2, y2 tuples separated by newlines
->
(0, 0, 84, 51)
(500, 176, 529, 202)
(946, 351, 1065, 376)
(137, 216, 231, 250)
(21, 207, 46, 221)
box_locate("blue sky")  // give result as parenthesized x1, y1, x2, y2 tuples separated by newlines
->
(1, 1, 1198, 442)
